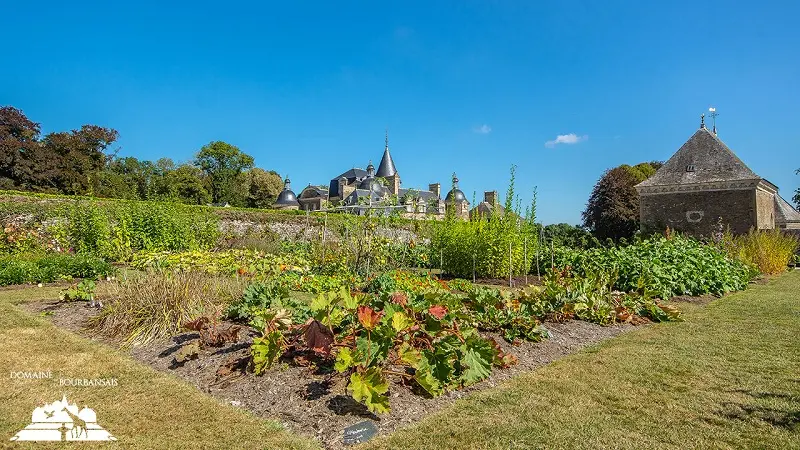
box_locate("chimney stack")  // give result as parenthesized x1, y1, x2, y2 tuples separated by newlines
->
(429, 183, 441, 198)
(484, 190, 498, 205)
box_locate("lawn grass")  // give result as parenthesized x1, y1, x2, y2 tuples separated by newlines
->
(364, 272, 800, 449)
(0, 286, 317, 449)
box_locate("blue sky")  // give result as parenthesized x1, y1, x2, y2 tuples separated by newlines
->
(3, 1, 799, 224)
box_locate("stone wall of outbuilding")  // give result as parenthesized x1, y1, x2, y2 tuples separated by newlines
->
(639, 189, 757, 236)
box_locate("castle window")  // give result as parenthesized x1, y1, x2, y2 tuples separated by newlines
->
(686, 164, 695, 172)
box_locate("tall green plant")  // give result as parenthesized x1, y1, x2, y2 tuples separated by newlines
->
(431, 166, 538, 278)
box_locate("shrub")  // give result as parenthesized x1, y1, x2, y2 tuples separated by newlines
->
(87, 271, 245, 346)
(0, 254, 114, 286)
(365, 270, 445, 295)
(430, 166, 539, 279)
(537, 235, 754, 299)
(66, 200, 219, 261)
(721, 229, 799, 275)
(225, 281, 310, 323)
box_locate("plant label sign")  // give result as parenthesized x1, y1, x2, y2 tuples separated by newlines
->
(342, 420, 378, 445)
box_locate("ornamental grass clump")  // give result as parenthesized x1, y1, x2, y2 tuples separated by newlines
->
(722, 229, 799, 275)
(87, 271, 245, 347)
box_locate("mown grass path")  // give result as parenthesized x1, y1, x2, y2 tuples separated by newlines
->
(365, 272, 800, 449)
(0, 286, 316, 450)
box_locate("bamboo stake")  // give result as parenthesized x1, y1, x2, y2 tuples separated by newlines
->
(508, 240, 512, 287)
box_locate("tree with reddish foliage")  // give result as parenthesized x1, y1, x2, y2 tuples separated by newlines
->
(582, 162, 662, 242)
(43, 125, 119, 195)
(0, 106, 118, 194)
(0, 106, 43, 189)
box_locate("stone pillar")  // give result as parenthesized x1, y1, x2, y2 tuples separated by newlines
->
(429, 183, 441, 198)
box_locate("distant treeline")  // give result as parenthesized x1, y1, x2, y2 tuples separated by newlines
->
(0, 105, 284, 208)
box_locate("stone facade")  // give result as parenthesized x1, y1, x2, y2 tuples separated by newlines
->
(640, 187, 760, 236)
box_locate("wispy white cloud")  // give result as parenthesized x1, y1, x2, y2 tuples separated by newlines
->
(473, 124, 492, 134)
(545, 133, 587, 148)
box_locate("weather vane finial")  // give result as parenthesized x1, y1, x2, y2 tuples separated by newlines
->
(385, 128, 389, 149)
(700, 113, 705, 129)
(709, 107, 718, 135)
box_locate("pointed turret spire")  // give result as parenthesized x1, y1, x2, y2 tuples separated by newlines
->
(376, 130, 397, 177)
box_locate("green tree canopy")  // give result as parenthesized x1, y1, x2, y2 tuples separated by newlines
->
(245, 168, 283, 208)
(582, 161, 662, 241)
(195, 141, 254, 204)
(794, 168, 800, 210)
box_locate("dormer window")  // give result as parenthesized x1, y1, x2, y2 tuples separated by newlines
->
(686, 164, 695, 172)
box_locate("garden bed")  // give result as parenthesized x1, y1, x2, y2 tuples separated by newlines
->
(22, 297, 636, 449)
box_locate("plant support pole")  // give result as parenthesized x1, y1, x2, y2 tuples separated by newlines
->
(508, 240, 512, 287)
(473, 253, 476, 283)
(524, 237, 528, 286)
(536, 232, 540, 278)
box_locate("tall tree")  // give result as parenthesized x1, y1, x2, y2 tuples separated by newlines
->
(794, 168, 800, 210)
(0, 106, 43, 189)
(582, 161, 662, 241)
(195, 141, 254, 204)
(167, 164, 211, 204)
(43, 125, 118, 195)
(245, 168, 283, 208)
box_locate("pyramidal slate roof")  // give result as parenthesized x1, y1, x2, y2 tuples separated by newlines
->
(376, 144, 397, 177)
(637, 127, 760, 188)
(775, 195, 800, 224)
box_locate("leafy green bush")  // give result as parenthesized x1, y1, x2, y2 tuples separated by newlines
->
(0, 254, 114, 286)
(721, 229, 799, 275)
(538, 235, 754, 299)
(225, 281, 310, 323)
(65, 200, 219, 261)
(365, 270, 446, 295)
(59, 279, 96, 302)
(431, 167, 537, 279)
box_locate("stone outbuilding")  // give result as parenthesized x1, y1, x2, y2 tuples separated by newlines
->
(635, 118, 800, 235)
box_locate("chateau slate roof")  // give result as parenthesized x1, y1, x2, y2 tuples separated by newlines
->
(775, 195, 800, 224)
(376, 145, 397, 177)
(637, 127, 761, 188)
(328, 168, 369, 198)
(274, 177, 300, 206)
(398, 188, 438, 201)
(334, 168, 368, 181)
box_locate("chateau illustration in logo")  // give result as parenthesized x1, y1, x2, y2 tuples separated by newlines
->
(10, 395, 116, 441)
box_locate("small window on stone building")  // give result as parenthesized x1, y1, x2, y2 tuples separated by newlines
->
(686, 164, 695, 172)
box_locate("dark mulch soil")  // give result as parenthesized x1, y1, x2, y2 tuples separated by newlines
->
(21, 300, 638, 449)
(442, 274, 544, 288)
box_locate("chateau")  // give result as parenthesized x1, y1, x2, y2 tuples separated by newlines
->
(636, 116, 800, 235)
(273, 133, 473, 219)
